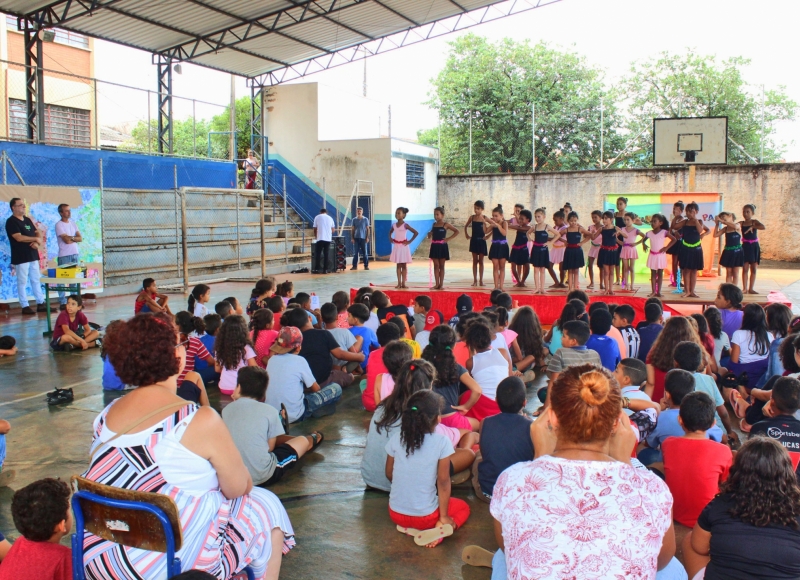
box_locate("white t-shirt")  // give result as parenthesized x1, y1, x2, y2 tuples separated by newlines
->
(491, 456, 673, 580)
(265, 352, 317, 423)
(731, 330, 773, 364)
(491, 333, 508, 352)
(55, 219, 78, 257)
(415, 330, 430, 350)
(313, 213, 335, 242)
(713, 332, 730, 363)
(385, 431, 454, 516)
(328, 327, 356, 367)
(194, 302, 209, 318)
(218, 345, 256, 395)
(364, 312, 379, 332)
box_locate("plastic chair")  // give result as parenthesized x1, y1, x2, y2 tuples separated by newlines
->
(71, 476, 255, 580)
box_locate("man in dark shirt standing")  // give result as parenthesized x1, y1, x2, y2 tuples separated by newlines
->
(750, 377, 800, 471)
(5, 198, 46, 314)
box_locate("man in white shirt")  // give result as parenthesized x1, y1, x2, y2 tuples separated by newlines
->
(313, 208, 336, 274)
(55, 204, 82, 310)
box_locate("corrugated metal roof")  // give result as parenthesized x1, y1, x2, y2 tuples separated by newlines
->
(3, 0, 523, 78)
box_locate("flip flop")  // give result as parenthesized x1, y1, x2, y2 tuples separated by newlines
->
(462, 545, 495, 568)
(740, 418, 752, 433)
(728, 390, 747, 419)
(414, 524, 454, 546)
(396, 525, 419, 536)
(451, 469, 471, 485)
(310, 431, 324, 452)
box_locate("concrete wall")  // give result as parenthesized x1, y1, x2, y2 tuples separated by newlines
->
(438, 164, 800, 262)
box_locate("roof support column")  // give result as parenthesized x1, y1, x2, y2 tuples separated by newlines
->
(155, 54, 173, 154)
(249, 82, 268, 202)
(22, 19, 45, 144)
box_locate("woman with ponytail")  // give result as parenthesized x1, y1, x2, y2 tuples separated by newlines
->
(479, 364, 679, 579)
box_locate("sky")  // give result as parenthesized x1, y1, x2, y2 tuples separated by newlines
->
(90, 0, 800, 159)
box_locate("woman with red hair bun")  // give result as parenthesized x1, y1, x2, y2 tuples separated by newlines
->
(80, 312, 294, 579)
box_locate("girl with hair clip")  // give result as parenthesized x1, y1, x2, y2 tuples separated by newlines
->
(618, 211, 647, 291)
(714, 212, 744, 286)
(214, 315, 258, 396)
(386, 389, 472, 548)
(740, 203, 765, 294)
(507, 209, 533, 288)
(596, 210, 623, 296)
(188, 283, 211, 318)
(528, 207, 562, 295)
(464, 200, 491, 287)
(389, 207, 418, 289)
(678, 201, 710, 298)
(549, 210, 569, 288)
(613, 197, 643, 285)
(643, 213, 676, 297)
(587, 210, 604, 290)
(485, 204, 509, 291)
(667, 200, 686, 287)
(426, 206, 459, 290)
(562, 211, 593, 294)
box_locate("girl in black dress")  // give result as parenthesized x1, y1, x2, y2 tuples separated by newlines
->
(562, 211, 593, 294)
(464, 200, 490, 287)
(485, 204, 509, 291)
(740, 203, 765, 295)
(427, 206, 460, 290)
(508, 209, 532, 288)
(529, 208, 561, 295)
(667, 201, 685, 287)
(597, 211, 623, 295)
(678, 201, 710, 298)
(714, 212, 743, 286)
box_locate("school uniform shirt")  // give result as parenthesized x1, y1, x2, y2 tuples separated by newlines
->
(546, 345, 602, 375)
(350, 325, 380, 366)
(662, 436, 732, 527)
(299, 328, 340, 383)
(265, 353, 317, 423)
(731, 330, 774, 364)
(0, 535, 72, 580)
(385, 431, 454, 516)
(636, 323, 663, 362)
(618, 325, 641, 359)
(750, 415, 800, 468)
(178, 336, 211, 383)
(697, 493, 800, 580)
(328, 327, 357, 367)
(218, 345, 256, 395)
(52, 310, 88, 342)
(646, 408, 723, 449)
(585, 334, 621, 371)
(222, 397, 285, 484)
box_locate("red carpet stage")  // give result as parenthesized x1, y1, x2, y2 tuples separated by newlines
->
(351, 286, 681, 326)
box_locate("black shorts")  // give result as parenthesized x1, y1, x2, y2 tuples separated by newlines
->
(260, 443, 299, 486)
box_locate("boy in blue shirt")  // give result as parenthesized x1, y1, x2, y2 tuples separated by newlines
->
(348, 303, 379, 370)
(585, 308, 621, 371)
(636, 302, 663, 362)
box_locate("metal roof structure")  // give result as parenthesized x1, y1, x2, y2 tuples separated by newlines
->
(4, 0, 560, 85)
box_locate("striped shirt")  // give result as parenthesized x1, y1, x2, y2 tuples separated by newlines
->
(179, 336, 211, 383)
(546, 345, 602, 375)
(618, 326, 641, 359)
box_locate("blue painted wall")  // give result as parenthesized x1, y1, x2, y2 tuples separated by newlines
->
(0, 142, 236, 188)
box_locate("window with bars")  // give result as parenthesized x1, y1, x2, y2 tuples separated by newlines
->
(5, 16, 89, 49)
(406, 160, 425, 189)
(9, 99, 91, 147)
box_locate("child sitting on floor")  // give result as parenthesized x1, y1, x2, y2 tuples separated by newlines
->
(0, 478, 72, 580)
(0, 334, 16, 357)
(51, 295, 100, 352)
(194, 313, 221, 385)
(414, 309, 445, 350)
(374, 341, 413, 406)
(662, 391, 732, 527)
(134, 277, 172, 315)
(215, 300, 233, 319)
(101, 320, 126, 391)
(224, 296, 243, 316)
(332, 290, 351, 328)
(464, 320, 509, 420)
(586, 308, 621, 371)
(612, 304, 641, 359)
(267, 295, 285, 334)
(386, 390, 471, 548)
(613, 358, 659, 439)
(476, 377, 534, 500)
(249, 308, 278, 369)
(411, 295, 432, 336)
(321, 303, 362, 373)
(363, 323, 404, 412)
(349, 304, 380, 371)
(214, 315, 257, 396)
(542, 320, 601, 403)
(246, 278, 274, 316)
(222, 366, 322, 486)
(295, 292, 320, 328)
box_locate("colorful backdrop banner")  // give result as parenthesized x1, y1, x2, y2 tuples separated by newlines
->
(604, 192, 722, 278)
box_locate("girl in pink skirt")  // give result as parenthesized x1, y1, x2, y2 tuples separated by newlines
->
(389, 207, 418, 289)
(619, 212, 646, 291)
(643, 213, 676, 297)
(587, 210, 604, 290)
(549, 210, 568, 288)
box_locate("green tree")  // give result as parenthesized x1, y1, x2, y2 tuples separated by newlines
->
(209, 96, 254, 161)
(611, 50, 797, 167)
(422, 34, 623, 174)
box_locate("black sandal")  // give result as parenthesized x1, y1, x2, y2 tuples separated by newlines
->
(310, 431, 324, 451)
(280, 404, 289, 433)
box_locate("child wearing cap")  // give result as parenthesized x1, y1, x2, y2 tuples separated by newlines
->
(265, 326, 342, 422)
(415, 309, 445, 350)
(448, 294, 473, 329)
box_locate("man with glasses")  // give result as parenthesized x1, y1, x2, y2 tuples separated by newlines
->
(55, 203, 82, 311)
(5, 198, 46, 314)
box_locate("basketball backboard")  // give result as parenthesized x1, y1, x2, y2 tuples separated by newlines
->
(653, 117, 727, 165)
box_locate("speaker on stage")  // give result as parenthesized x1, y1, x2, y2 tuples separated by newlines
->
(333, 236, 346, 272)
(311, 241, 335, 273)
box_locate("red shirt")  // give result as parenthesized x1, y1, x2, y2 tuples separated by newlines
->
(52, 310, 88, 342)
(178, 336, 211, 383)
(662, 436, 732, 527)
(646, 352, 668, 403)
(336, 311, 350, 329)
(251, 329, 278, 368)
(134, 291, 156, 314)
(453, 342, 469, 367)
(0, 536, 72, 580)
(363, 347, 387, 412)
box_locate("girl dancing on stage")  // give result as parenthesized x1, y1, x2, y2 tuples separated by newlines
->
(562, 211, 593, 294)
(619, 212, 646, 291)
(389, 207, 418, 289)
(427, 206, 459, 290)
(613, 197, 642, 286)
(678, 201, 709, 298)
(508, 209, 533, 288)
(549, 210, 568, 288)
(642, 213, 675, 297)
(485, 204, 509, 291)
(529, 207, 562, 295)
(714, 212, 744, 286)
(464, 201, 490, 287)
(740, 203, 765, 294)
(666, 200, 685, 287)
(587, 210, 604, 290)
(596, 211, 623, 296)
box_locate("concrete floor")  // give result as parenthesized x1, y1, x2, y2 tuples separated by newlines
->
(0, 258, 798, 579)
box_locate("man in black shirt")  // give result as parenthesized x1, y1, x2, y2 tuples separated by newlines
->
(281, 307, 363, 388)
(4, 198, 46, 314)
(750, 376, 800, 469)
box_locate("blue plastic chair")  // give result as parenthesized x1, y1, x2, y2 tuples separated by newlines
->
(71, 476, 255, 580)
